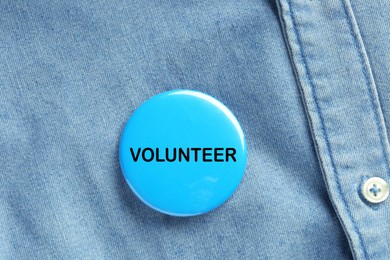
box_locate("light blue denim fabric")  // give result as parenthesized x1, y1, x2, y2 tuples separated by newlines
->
(278, 1, 390, 259)
(0, 0, 388, 259)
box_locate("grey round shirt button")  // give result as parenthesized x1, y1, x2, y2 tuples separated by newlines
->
(362, 177, 389, 204)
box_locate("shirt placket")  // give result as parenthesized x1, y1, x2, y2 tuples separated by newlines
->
(277, 0, 390, 259)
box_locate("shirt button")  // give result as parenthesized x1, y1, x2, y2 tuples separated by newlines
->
(362, 177, 389, 204)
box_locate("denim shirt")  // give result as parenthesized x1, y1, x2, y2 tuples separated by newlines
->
(1, 0, 389, 259)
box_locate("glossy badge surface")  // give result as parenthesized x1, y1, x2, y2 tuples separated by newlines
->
(119, 90, 247, 216)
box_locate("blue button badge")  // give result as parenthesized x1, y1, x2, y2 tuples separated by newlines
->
(119, 90, 247, 216)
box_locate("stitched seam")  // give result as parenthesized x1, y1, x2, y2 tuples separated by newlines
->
(276, 4, 358, 257)
(341, 0, 390, 178)
(284, 0, 368, 258)
(277, 1, 357, 259)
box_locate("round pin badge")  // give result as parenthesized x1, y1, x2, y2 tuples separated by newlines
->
(119, 90, 247, 216)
